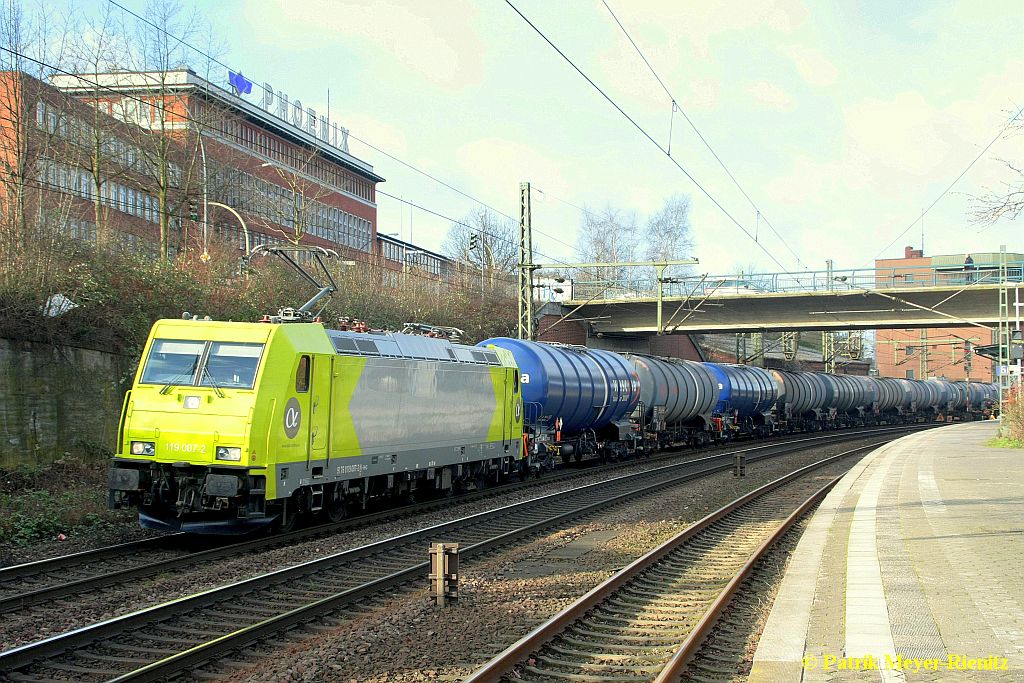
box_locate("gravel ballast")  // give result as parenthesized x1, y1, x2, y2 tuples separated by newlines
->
(214, 441, 873, 682)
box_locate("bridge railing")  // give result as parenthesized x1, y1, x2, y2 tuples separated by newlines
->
(567, 261, 1024, 300)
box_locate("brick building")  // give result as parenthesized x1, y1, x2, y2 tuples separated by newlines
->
(0, 70, 171, 255)
(873, 247, 1024, 382)
(45, 68, 385, 259)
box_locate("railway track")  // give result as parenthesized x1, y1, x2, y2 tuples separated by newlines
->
(0, 445, 660, 614)
(464, 444, 860, 682)
(0, 425, 919, 616)
(0, 427, 918, 682)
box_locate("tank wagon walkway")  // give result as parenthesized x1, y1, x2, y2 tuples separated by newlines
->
(749, 422, 1024, 682)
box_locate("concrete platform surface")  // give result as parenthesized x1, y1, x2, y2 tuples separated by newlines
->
(750, 422, 1024, 682)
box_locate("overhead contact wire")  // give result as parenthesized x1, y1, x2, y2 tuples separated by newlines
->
(599, 0, 807, 271)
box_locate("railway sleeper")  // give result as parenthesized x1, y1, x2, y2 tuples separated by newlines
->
(533, 656, 663, 673)
(547, 646, 669, 663)
(559, 637, 677, 652)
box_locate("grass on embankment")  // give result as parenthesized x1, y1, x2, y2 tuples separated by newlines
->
(0, 457, 136, 550)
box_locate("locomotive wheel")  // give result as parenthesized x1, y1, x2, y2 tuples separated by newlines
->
(325, 487, 348, 523)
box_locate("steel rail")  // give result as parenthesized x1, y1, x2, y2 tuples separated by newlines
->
(0, 472, 545, 614)
(0, 429, 914, 680)
(0, 441, 660, 614)
(0, 535, 183, 579)
(110, 437, 882, 683)
(653, 474, 839, 681)
(464, 444, 868, 683)
(0, 424, 920, 616)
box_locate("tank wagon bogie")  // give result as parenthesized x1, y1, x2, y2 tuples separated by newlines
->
(109, 320, 524, 534)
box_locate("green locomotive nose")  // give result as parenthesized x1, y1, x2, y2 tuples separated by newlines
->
(109, 320, 276, 533)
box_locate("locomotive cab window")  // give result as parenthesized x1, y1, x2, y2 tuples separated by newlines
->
(201, 342, 264, 389)
(141, 339, 265, 389)
(140, 339, 204, 385)
(296, 355, 310, 393)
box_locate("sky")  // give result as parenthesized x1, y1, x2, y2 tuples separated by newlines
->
(29, 0, 1024, 277)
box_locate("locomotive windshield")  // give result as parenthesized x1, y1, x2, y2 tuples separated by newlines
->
(140, 339, 264, 389)
(201, 342, 264, 388)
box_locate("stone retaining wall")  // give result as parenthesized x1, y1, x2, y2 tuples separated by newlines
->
(0, 338, 133, 469)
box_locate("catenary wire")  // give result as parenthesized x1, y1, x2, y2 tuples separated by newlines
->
(503, 0, 796, 276)
(867, 103, 1024, 265)
(103, 0, 614, 273)
(13, 173, 520, 294)
(503, 0, 865, 341)
(101, 0, 806, 307)
(504, 0, 1000, 348)
(2, 45, 850, 344)
(600, 0, 808, 271)
(1, 45, 642, 294)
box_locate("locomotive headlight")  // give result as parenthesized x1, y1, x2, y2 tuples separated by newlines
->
(130, 441, 156, 456)
(216, 446, 242, 461)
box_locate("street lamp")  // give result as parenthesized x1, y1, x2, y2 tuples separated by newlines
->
(207, 201, 251, 257)
(197, 133, 209, 262)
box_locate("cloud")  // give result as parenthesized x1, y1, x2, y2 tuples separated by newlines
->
(781, 44, 838, 86)
(748, 81, 793, 111)
(343, 114, 411, 160)
(843, 91, 952, 178)
(622, 0, 807, 58)
(243, 0, 485, 91)
(455, 137, 571, 200)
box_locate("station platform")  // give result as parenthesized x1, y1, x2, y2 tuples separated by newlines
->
(750, 421, 1024, 682)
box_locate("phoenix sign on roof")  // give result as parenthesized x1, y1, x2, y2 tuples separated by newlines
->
(227, 68, 351, 154)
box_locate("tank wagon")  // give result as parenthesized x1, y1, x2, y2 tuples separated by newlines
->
(770, 370, 831, 431)
(624, 354, 720, 448)
(477, 338, 640, 467)
(706, 363, 778, 438)
(109, 319, 524, 533)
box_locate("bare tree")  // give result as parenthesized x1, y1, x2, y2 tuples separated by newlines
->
(104, 0, 214, 259)
(65, 3, 133, 248)
(729, 261, 770, 290)
(644, 194, 694, 278)
(251, 148, 338, 247)
(575, 203, 638, 296)
(972, 114, 1023, 225)
(0, 0, 75, 280)
(442, 207, 519, 282)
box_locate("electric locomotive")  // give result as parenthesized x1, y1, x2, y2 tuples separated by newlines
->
(108, 319, 524, 533)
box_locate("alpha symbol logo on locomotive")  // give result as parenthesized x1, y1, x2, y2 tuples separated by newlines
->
(283, 397, 302, 439)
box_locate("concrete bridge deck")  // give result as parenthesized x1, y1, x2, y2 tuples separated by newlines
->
(564, 283, 1010, 334)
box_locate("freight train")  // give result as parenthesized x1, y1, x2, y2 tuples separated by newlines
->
(479, 337, 998, 468)
(107, 321, 998, 534)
